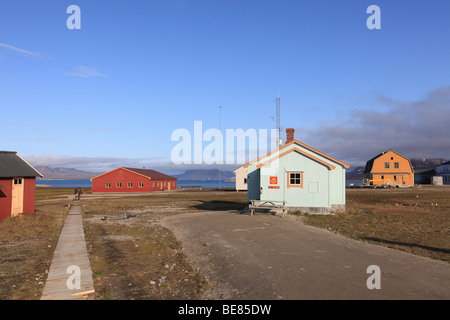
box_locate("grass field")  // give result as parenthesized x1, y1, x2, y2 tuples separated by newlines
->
(0, 186, 448, 299)
(81, 190, 247, 299)
(35, 186, 91, 201)
(302, 186, 450, 262)
(0, 202, 68, 299)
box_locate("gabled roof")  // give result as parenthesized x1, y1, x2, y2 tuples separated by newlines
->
(0, 151, 43, 178)
(256, 147, 337, 170)
(243, 140, 350, 170)
(364, 150, 413, 174)
(364, 152, 385, 173)
(91, 167, 177, 181)
(122, 167, 177, 180)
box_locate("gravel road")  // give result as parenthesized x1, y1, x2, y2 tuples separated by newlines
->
(161, 210, 450, 300)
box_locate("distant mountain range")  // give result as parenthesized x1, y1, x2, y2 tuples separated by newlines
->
(410, 158, 446, 171)
(36, 158, 446, 181)
(174, 169, 235, 180)
(346, 166, 365, 180)
(35, 166, 101, 180)
(35, 166, 236, 181)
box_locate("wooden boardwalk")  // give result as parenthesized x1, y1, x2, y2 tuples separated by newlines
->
(40, 203, 95, 300)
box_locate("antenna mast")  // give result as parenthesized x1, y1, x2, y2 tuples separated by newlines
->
(218, 106, 222, 190)
(276, 93, 281, 145)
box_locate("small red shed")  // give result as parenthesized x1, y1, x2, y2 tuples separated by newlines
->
(91, 167, 177, 193)
(0, 151, 43, 222)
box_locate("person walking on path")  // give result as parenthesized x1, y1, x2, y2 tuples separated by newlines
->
(74, 187, 82, 201)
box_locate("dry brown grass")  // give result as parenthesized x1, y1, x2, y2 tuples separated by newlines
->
(35, 187, 91, 201)
(0, 202, 69, 299)
(82, 190, 248, 300)
(302, 186, 450, 262)
(1, 186, 447, 300)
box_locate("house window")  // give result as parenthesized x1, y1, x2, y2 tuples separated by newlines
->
(381, 175, 384, 180)
(139, 182, 144, 188)
(287, 172, 303, 188)
(128, 182, 133, 188)
(243, 178, 247, 184)
(385, 162, 390, 169)
(14, 178, 22, 185)
(394, 162, 399, 169)
(116, 182, 122, 188)
(105, 183, 111, 188)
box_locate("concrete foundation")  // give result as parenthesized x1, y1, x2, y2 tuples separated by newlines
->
(286, 204, 345, 215)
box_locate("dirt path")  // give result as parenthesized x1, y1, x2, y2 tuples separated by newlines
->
(161, 210, 450, 300)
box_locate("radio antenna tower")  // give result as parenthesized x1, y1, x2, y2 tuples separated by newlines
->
(218, 105, 222, 190)
(276, 93, 282, 146)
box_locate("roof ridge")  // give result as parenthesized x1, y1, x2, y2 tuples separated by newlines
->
(91, 167, 177, 181)
(243, 140, 349, 169)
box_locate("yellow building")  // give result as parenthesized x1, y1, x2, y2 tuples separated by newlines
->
(364, 150, 414, 186)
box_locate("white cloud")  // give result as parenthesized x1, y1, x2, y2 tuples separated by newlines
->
(59, 65, 108, 78)
(34, 137, 60, 142)
(24, 154, 167, 173)
(23, 154, 238, 175)
(0, 43, 37, 57)
(8, 137, 59, 142)
(293, 86, 450, 167)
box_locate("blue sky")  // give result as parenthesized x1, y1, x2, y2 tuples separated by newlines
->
(1, 0, 450, 173)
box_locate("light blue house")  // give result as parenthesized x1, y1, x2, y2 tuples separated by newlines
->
(245, 128, 350, 214)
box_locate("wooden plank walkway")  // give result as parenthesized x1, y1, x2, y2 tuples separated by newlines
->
(40, 203, 95, 300)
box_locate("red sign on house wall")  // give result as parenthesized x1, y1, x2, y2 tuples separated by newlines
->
(270, 176, 278, 185)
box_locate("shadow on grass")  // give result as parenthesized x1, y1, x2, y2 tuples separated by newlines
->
(192, 200, 249, 211)
(362, 237, 450, 255)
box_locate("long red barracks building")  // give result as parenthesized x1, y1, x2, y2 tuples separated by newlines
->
(91, 167, 177, 193)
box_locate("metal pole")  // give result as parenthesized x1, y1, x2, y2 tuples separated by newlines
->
(219, 106, 222, 190)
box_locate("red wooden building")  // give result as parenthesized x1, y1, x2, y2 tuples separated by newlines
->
(91, 167, 177, 193)
(0, 151, 43, 222)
